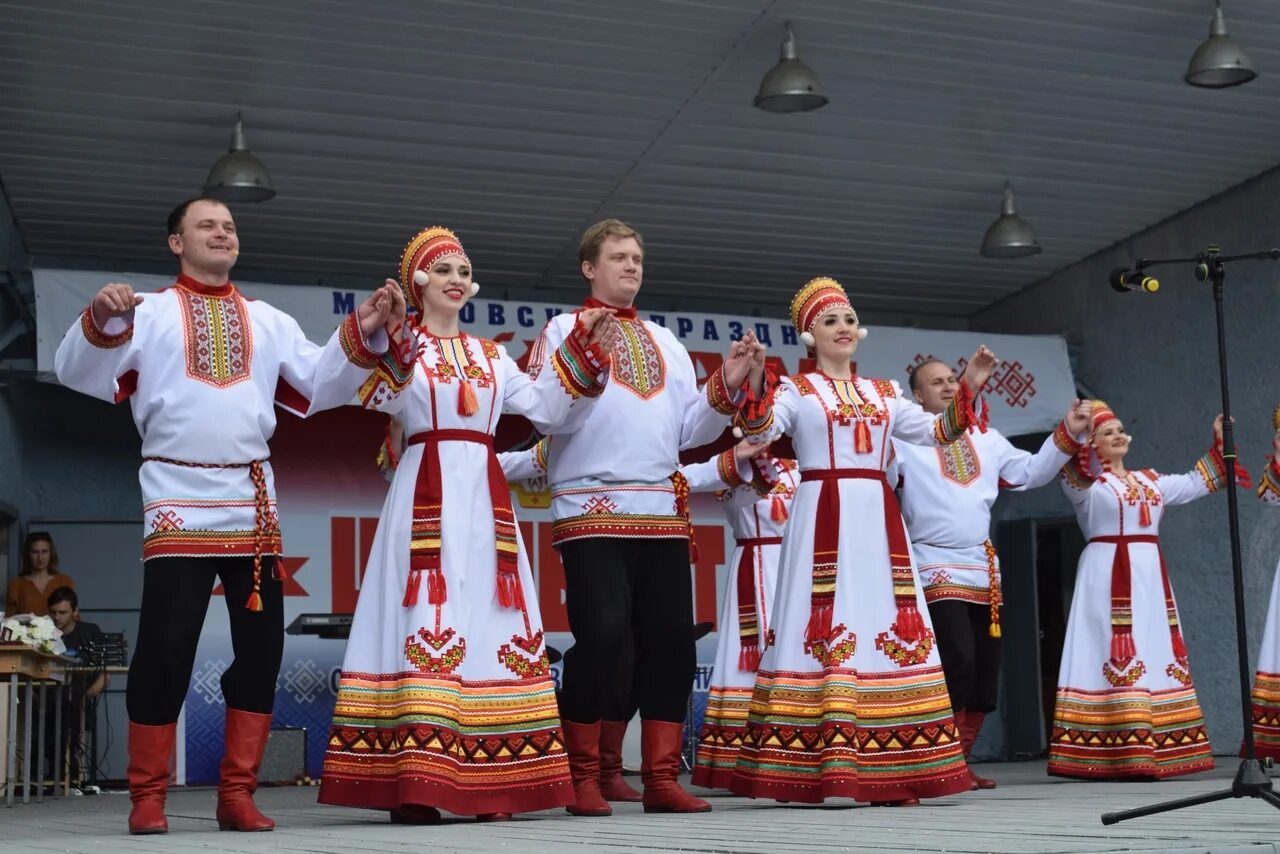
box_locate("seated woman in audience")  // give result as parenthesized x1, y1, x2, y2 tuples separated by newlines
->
(5, 531, 76, 617)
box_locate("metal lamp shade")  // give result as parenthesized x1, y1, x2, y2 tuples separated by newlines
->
(979, 187, 1041, 259)
(203, 118, 276, 203)
(1185, 4, 1256, 88)
(753, 28, 828, 113)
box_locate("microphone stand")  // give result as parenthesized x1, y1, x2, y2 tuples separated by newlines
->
(1101, 246, 1280, 825)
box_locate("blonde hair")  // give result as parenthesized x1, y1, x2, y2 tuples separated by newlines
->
(578, 219, 644, 268)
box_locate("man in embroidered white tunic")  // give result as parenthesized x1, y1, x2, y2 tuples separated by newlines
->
(891, 359, 1089, 788)
(527, 219, 769, 816)
(54, 197, 401, 836)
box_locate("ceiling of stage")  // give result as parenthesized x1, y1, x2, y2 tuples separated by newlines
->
(3, 0, 1280, 322)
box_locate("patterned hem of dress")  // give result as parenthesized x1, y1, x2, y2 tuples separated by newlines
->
(690, 765, 737, 791)
(316, 776, 574, 816)
(1046, 753, 1215, 781)
(726, 769, 973, 803)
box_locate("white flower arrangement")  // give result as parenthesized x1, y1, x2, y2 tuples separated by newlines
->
(0, 613, 67, 656)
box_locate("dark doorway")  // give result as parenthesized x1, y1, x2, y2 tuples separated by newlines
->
(994, 516, 1085, 757)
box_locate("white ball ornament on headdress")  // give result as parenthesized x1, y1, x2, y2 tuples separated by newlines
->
(468, 281, 480, 297)
(800, 330, 816, 348)
(856, 326, 868, 340)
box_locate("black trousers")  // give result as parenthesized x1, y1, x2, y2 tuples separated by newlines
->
(559, 537, 695, 724)
(127, 556, 283, 726)
(561, 642, 638, 722)
(928, 599, 1003, 714)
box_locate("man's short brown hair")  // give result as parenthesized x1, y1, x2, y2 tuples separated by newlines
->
(578, 218, 644, 267)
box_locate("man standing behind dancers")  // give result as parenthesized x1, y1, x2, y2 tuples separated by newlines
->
(54, 197, 401, 835)
(893, 359, 1090, 787)
(527, 219, 769, 816)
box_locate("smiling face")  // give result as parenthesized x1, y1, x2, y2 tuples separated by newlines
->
(582, 235, 643, 307)
(809, 308, 861, 364)
(168, 199, 238, 281)
(1093, 418, 1131, 465)
(417, 254, 473, 317)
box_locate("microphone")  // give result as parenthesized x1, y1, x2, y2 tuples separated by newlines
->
(1109, 268, 1159, 294)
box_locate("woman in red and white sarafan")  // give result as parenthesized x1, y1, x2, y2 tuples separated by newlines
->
(1049, 401, 1231, 780)
(729, 276, 997, 806)
(1248, 405, 1280, 760)
(318, 227, 617, 823)
(680, 440, 798, 790)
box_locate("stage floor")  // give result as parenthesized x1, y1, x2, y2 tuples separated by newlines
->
(3, 760, 1276, 854)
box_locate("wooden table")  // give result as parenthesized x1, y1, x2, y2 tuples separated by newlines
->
(0, 643, 69, 807)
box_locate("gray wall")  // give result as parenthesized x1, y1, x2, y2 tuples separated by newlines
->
(974, 166, 1280, 754)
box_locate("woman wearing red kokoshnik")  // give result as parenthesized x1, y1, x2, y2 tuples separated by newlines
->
(1048, 401, 1231, 780)
(318, 227, 617, 823)
(730, 277, 996, 806)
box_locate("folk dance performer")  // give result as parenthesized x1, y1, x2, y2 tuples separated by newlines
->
(730, 277, 997, 806)
(892, 360, 1091, 788)
(318, 228, 617, 823)
(528, 219, 770, 817)
(53, 198, 400, 835)
(1246, 406, 1280, 759)
(498, 438, 644, 803)
(680, 438, 798, 790)
(1048, 401, 1231, 779)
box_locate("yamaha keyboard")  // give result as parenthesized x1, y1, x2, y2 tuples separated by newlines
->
(285, 613, 354, 639)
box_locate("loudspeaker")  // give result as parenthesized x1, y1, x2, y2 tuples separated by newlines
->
(257, 727, 306, 784)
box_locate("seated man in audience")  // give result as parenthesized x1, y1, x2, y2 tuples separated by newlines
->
(44, 586, 108, 785)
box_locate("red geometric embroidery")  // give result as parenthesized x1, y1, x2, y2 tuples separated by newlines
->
(1103, 658, 1147, 687)
(875, 627, 936, 667)
(936, 433, 981, 486)
(150, 509, 185, 532)
(1165, 658, 1193, 687)
(179, 289, 252, 388)
(611, 320, 665, 400)
(581, 497, 619, 515)
(803, 623, 856, 667)
(404, 627, 466, 675)
(498, 630, 551, 679)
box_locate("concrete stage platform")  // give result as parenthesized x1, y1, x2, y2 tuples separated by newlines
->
(3, 760, 1277, 854)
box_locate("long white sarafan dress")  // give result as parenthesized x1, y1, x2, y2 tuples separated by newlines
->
(1047, 445, 1228, 779)
(729, 373, 977, 803)
(1248, 457, 1280, 759)
(319, 327, 606, 816)
(682, 451, 798, 790)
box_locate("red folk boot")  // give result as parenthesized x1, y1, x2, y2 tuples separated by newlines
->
(127, 721, 175, 835)
(562, 720, 612, 817)
(215, 709, 276, 831)
(640, 720, 711, 814)
(598, 720, 642, 802)
(959, 711, 997, 790)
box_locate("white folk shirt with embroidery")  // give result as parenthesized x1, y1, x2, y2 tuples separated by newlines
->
(529, 312, 735, 545)
(54, 282, 385, 561)
(891, 427, 1074, 605)
(680, 455, 798, 543)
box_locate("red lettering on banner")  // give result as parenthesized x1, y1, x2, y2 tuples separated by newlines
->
(691, 524, 726, 628)
(331, 515, 380, 614)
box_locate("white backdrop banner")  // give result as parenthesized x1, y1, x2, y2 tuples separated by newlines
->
(34, 267, 1075, 435)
